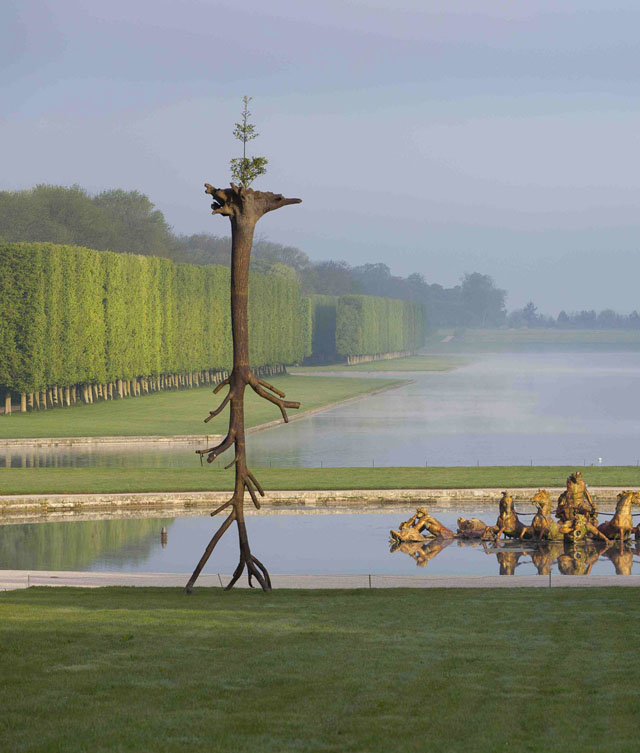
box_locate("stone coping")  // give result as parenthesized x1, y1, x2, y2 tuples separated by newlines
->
(2, 570, 640, 592)
(0, 380, 410, 447)
(0, 434, 222, 447)
(0, 486, 631, 521)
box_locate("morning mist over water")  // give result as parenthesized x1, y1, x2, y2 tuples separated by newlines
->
(4, 351, 640, 470)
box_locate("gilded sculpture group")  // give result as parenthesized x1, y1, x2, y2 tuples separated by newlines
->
(391, 472, 640, 545)
(389, 473, 640, 575)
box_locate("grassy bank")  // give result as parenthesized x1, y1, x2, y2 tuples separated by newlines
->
(424, 328, 640, 353)
(291, 355, 468, 373)
(0, 375, 405, 439)
(1, 587, 639, 752)
(1, 466, 639, 496)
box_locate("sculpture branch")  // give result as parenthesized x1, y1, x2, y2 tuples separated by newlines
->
(257, 378, 286, 398)
(185, 510, 236, 592)
(210, 500, 233, 517)
(196, 429, 236, 463)
(249, 374, 300, 423)
(213, 377, 230, 394)
(204, 390, 232, 422)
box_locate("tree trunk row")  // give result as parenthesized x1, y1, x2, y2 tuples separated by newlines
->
(1, 364, 286, 414)
(345, 350, 415, 366)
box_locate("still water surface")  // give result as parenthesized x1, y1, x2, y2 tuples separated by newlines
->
(4, 351, 640, 468)
(2, 510, 639, 577)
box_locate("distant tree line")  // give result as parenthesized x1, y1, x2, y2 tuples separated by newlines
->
(508, 302, 640, 330)
(0, 185, 507, 328)
(11, 184, 634, 332)
(0, 185, 180, 258)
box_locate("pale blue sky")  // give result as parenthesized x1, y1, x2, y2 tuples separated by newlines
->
(2, 0, 640, 312)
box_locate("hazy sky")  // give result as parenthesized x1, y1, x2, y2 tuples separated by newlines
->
(3, 0, 640, 312)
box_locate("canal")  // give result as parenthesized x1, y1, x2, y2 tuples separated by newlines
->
(3, 351, 640, 468)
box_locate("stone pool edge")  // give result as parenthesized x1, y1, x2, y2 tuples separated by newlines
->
(3, 571, 640, 592)
(0, 486, 631, 519)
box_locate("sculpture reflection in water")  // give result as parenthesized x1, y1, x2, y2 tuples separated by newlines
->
(389, 474, 640, 575)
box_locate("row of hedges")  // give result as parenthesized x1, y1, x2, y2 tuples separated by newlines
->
(0, 242, 310, 394)
(306, 294, 426, 359)
(335, 295, 425, 357)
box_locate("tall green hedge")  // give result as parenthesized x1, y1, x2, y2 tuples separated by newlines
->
(335, 295, 426, 357)
(0, 243, 309, 393)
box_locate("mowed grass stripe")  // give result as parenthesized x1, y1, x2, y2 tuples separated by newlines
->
(1, 587, 639, 752)
(0, 375, 406, 439)
(290, 355, 468, 372)
(2, 466, 640, 496)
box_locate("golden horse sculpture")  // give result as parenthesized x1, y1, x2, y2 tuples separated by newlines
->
(519, 489, 562, 540)
(597, 490, 640, 541)
(481, 491, 526, 540)
(519, 489, 608, 543)
(391, 476, 638, 547)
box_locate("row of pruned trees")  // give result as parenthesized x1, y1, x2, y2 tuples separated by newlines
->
(0, 243, 426, 412)
(0, 243, 309, 411)
(308, 294, 426, 363)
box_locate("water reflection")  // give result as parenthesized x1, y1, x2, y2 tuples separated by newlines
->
(390, 536, 640, 576)
(0, 445, 205, 469)
(0, 517, 173, 571)
(2, 510, 640, 577)
(387, 537, 454, 567)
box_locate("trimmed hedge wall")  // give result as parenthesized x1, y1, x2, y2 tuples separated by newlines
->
(0, 242, 308, 394)
(335, 295, 425, 357)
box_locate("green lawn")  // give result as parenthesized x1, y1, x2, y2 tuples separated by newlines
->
(425, 328, 640, 353)
(1, 587, 639, 752)
(290, 355, 468, 373)
(0, 375, 405, 439)
(2, 465, 639, 497)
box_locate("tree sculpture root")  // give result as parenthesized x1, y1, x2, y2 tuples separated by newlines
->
(185, 369, 300, 593)
(185, 182, 301, 594)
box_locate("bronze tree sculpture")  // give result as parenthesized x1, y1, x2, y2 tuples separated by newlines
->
(185, 183, 301, 594)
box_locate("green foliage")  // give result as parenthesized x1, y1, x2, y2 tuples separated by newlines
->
(460, 272, 506, 327)
(0, 243, 309, 394)
(299, 297, 313, 359)
(1, 464, 639, 495)
(0, 242, 425, 395)
(0, 243, 46, 393)
(335, 295, 426, 357)
(0, 185, 177, 258)
(229, 96, 268, 188)
(230, 157, 268, 188)
(249, 272, 307, 365)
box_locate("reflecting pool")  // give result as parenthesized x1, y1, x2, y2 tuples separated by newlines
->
(2, 509, 639, 577)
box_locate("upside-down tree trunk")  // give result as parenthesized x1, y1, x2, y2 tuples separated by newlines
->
(185, 183, 302, 594)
